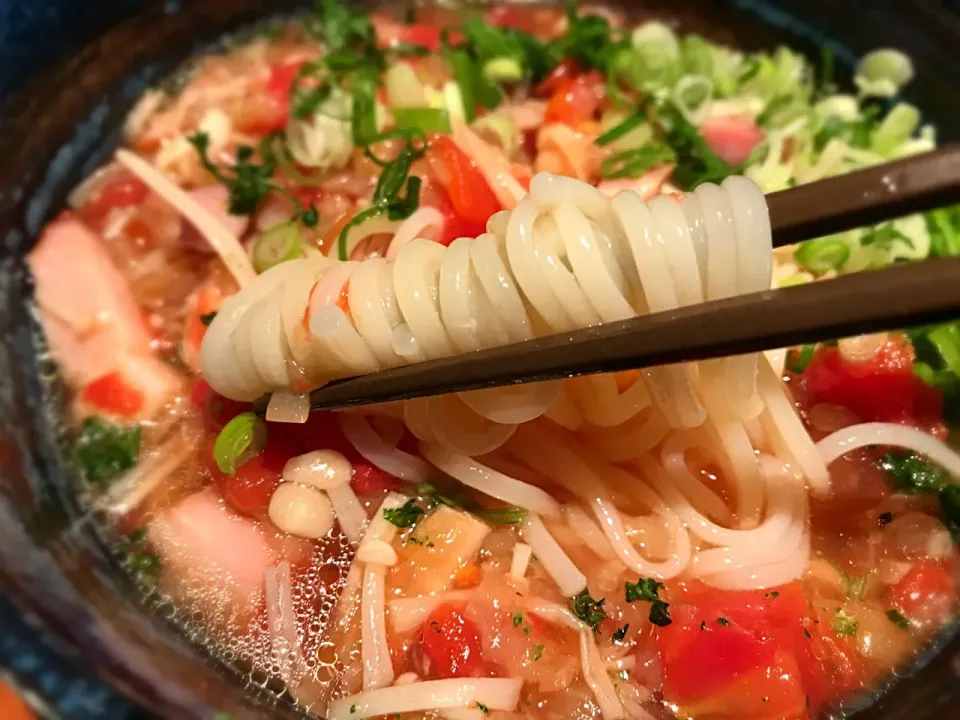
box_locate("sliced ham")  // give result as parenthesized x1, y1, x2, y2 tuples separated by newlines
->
(29, 212, 179, 420)
(29, 212, 151, 350)
(180, 185, 249, 250)
(148, 489, 277, 625)
(699, 113, 764, 167)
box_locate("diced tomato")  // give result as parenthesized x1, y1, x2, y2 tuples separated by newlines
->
(205, 435, 300, 517)
(421, 603, 485, 679)
(534, 59, 584, 98)
(79, 173, 150, 227)
(543, 70, 605, 125)
(798, 338, 946, 437)
(699, 113, 764, 167)
(350, 460, 404, 494)
(243, 60, 305, 135)
(887, 560, 958, 628)
(81, 371, 145, 418)
(393, 24, 443, 51)
(190, 377, 249, 431)
(427, 135, 501, 227)
(658, 583, 830, 719)
(434, 191, 486, 247)
(486, 7, 544, 35)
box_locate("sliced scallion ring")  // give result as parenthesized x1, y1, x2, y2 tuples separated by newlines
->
(393, 107, 452, 134)
(214, 412, 267, 476)
(794, 238, 851, 274)
(596, 113, 646, 147)
(252, 222, 304, 273)
(786, 344, 817, 374)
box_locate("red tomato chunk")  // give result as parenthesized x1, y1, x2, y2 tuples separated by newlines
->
(421, 603, 485, 679)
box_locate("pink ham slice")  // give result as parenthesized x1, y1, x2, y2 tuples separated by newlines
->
(29, 213, 151, 354)
(179, 185, 249, 251)
(699, 113, 764, 167)
(28, 212, 178, 419)
(148, 489, 277, 626)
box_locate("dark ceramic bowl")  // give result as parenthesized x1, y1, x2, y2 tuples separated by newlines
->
(1, 1, 960, 719)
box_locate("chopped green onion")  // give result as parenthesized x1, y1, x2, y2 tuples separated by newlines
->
(483, 57, 524, 83)
(475, 508, 527, 525)
(856, 48, 914, 98)
(928, 207, 960, 258)
(794, 238, 850, 274)
(786, 344, 817, 374)
(351, 69, 379, 146)
(600, 144, 676, 180)
(472, 113, 519, 155)
(252, 222, 304, 273)
(393, 107, 452, 134)
(448, 51, 478, 123)
(872, 103, 920, 156)
(214, 412, 267, 476)
(596, 113, 645, 147)
(926, 324, 960, 376)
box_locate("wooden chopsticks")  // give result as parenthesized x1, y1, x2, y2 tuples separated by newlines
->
(267, 146, 960, 414)
(768, 145, 960, 247)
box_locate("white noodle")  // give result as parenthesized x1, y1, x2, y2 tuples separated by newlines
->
(388, 590, 474, 633)
(817, 422, 960, 476)
(115, 149, 255, 286)
(421, 444, 561, 517)
(510, 542, 533, 579)
(327, 678, 523, 720)
(520, 515, 587, 597)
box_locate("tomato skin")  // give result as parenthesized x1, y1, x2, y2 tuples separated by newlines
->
(190, 378, 249, 431)
(799, 339, 945, 436)
(534, 59, 584, 97)
(82, 372, 145, 418)
(887, 560, 958, 627)
(79, 173, 149, 226)
(428, 136, 501, 226)
(206, 436, 300, 517)
(421, 603, 485, 679)
(393, 24, 443, 51)
(658, 583, 830, 719)
(435, 191, 487, 246)
(351, 461, 404, 494)
(543, 70, 605, 125)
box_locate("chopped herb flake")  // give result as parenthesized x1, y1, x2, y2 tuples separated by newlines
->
(765, 591, 781, 599)
(513, 613, 524, 627)
(624, 577, 672, 627)
(571, 590, 607, 630)
(612, 623, 630, 642)
(877, 511, 895, 528)
(533, 643, 545, 661)
(886, 609, 910, 630)
(200, 311, 218, 326)
(475, 701, 490, 714)
(717, 617, 731, 627)
(73, 416, 140, 485)
(383, 499, 425, 528)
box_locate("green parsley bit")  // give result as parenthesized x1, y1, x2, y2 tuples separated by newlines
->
(612, 623, 630, 642)
(383, 498, 425, 528)
(717, 617, 731, 626)
(533, 643, 545, 661)
(571, 590, 607, 630)
(475, 701, 490, 714)
(624, 577, 672, 627)
(73, 416, 141, 485)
